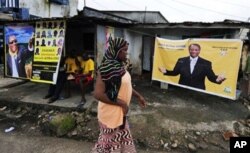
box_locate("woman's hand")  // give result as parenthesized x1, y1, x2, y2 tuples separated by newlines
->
(117, 99, 128, 115)
(137, 95, 146, 108)
(133, 89, 147, 108)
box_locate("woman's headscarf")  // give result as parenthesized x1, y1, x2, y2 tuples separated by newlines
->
(99, 37, 128, 102)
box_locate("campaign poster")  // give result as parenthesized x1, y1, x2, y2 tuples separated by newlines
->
(152, 37, 242, 100)
(4, 24, 35, 79)
(31, 20, 66, 84)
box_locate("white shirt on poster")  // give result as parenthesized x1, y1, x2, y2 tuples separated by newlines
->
(190, 56, 198, 74)
(11, 55, 19, 77)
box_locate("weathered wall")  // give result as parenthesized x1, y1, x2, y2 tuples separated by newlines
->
(96, 25, 106, 67)
(96, 25, 124, 67)
(142, 36, 154, 71)
(96, 26, 143, 75)
(19, 0, 78, 18)
(124, 29, 142, 75)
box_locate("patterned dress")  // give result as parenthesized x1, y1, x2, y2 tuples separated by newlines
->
(91, 72, 136, 153)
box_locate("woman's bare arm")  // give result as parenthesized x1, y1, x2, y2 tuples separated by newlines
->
(94, 72, 128, 114)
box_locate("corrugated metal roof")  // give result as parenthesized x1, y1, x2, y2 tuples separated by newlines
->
(102, 10, 168, 24)
(132, 21, 250, 29)
(78, 7, 137, 24)
(1, 7, 250, 29)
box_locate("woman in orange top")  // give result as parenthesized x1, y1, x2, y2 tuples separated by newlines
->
(92, 37, 146, 153)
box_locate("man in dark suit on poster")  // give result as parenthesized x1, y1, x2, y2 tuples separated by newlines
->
(6, 35, 34, 78)
(159, 43, 226, 90)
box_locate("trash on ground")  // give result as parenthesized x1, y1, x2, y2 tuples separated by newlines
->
(222, 131, 238, 141)
(0, 106, 7, 111)
(4, 127, 15, 133)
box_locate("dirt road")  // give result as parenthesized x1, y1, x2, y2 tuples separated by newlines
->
(0, 130, 171, 153)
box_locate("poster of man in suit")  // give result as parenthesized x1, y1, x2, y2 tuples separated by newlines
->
(152, 37, 242, 100)
(5, 25, 34, 79)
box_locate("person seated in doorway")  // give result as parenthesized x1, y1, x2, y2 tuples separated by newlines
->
(65, 51, 80, 75)
(43, 56, 67, 103)
(64, 50, 81, 97)
(75, 53, 94, 108)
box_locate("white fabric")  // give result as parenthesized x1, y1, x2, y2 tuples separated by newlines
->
(190, 56, 198, 74)
(28, 45, 34, 51)
(11, 55, 19, 77)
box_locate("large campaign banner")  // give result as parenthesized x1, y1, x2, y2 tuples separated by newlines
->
(4, 24, 35, 79)
(31, 20, 66, 84)
(152, 37, 242, 100)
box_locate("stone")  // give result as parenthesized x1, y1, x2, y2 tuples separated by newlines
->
(15, 107, 22, 113)
(160, 139, 164, 145)
(49, 110, 54, 114)
(197, 142, 208, 150)
(71, 130, 78, 136)
(30, 126, 36, 130)
(171, 142, 178, 148)
(222, 131, 238, 141)
(195, 131, 201, 136)
(164, 143, 169, 149)
(188, 143, 196, 152)
(233, 122, 250, 136)
(0, 106, 7, 111)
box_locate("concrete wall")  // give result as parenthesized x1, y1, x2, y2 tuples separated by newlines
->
(96, 25, 124, 67)
(96, 26, 143, 75)
(96, 25, 106, 67)
(142, 36, 154, 71)
(19, 0, 78, 18)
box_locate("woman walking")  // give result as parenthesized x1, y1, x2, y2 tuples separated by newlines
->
(92, 37, 146, 153)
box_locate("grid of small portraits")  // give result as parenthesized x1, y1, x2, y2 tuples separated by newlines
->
(34, 21, 65, 56)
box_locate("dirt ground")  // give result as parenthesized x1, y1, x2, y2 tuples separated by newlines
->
(0, 74, 250, 152)
(0, 115, 170, 153)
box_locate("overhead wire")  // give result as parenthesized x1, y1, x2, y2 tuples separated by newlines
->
(170, 0, 247, 20)
(215, 0, 250, 9)
(155, 0, 204, 21)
